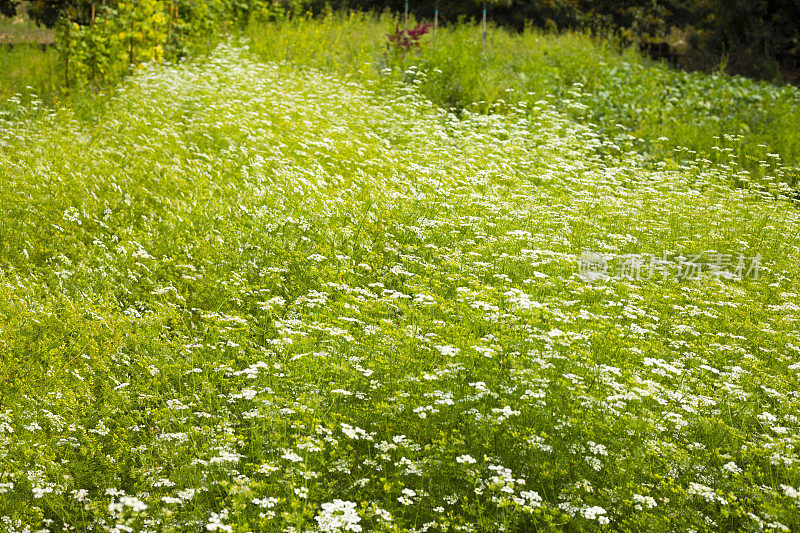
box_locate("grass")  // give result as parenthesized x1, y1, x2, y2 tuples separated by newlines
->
(0, 43, 61, 104)
(247, 12, 800, 179)
(1, 38, 800, 531)
(3, 9, 800, 181)
(0, 6, 59, 105)
(0, 6, 54, 44)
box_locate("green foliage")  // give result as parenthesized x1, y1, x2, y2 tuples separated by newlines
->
(51, 0, 299, 90)
(0, 45, 60, 103)
(246, 10, 395, 74)
(701, 0, 800, 81)
(2, 42, 800, 532)
(57, 0, 167, 89)
(1, 0, 74, 28)
(246, 13, 800, 180)
(0, 0, 16, 17)
(5, 0, 800, 84)
(298, 0, 799, 81)
(4, 7, 798, 181)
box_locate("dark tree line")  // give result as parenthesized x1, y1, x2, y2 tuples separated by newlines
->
(3, 0, 799, 80)
(1, 0, 95, 27)
(314, 0, 800, 80)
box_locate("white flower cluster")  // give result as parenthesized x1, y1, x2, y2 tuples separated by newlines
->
(687, 482, 728, 505)
(108, 496, 148, 514)
(632, 494, 657, 510)
(315, 499, 362, 532)
(782, 485, 800, 501)
(435, 345, 460, 357)
(397, 488, 417, 506)
(206, 511, 232, 532)
(341, 423, 372, 440)
(582, 505, 609, 524)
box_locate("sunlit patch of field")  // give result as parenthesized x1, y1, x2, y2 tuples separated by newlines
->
(0, 43, 799, 532)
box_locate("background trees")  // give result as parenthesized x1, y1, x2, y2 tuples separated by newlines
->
(2, 0, 798, 81)
(703, 0, 800, 79)
(300, 0, 799, 81)
(1, 1, 78, 27)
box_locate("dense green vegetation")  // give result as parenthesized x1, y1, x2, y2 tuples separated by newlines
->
(245, 13, 800, 180)
(0, 44, 59, 102)
(5, 0, 799, 82)
(2, 7, 799, 179)
(1, 8, 800, 533)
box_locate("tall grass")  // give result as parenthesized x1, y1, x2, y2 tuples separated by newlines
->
(246, 11, 394, 74)
(0, 8, 53, 43)
(247, 13, 800, 174)
(0, 6, 59, 105)
(0, 44, 60, 104)
(2, 10, 799, 177)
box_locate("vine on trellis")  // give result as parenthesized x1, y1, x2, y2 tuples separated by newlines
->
(58, 0, 294, 91)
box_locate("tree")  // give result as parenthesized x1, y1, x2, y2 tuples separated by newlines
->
(0, 0, 108, 27)
(0, 0, 20, 18)
(706, 0, 800, 78)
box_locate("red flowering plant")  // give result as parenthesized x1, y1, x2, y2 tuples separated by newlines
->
(386, 23, 431, 56)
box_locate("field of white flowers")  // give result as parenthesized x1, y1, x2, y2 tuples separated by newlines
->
(1, 43, 800, 532)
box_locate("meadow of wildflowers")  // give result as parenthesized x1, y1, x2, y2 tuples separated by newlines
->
(1, 41, 800, 532)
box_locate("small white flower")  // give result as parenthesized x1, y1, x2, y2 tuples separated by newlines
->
(282, 450, 304, 463)
(63, 206, 81, 223)
(582, 505, 608, 522)
(520, 491, 542, 505)
(341, 423, 370, 440)
(397, 488, 417, 506)
(119, 496, 148, 512)
(166, 399, 190, 410)
(206, 512, 232, 532)
(177, 488, 196, 501)
(435, 345, 459, 357)
(32, 486, 53, 499)
(782, 485, 800, 501)
(316, 499, 362, 532)
(722, 461, 742, 475)
(258, 462, 279, 474)
(633, 493, 657, 509)
(253, 496, 279, 508)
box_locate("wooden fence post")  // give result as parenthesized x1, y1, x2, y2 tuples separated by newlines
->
(433, 1, 438, 42)
(481, 3, 487, 56)
(129, 5, 134, 66)
(64, 21, 70, 89)
(168, 0, 174, 41)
